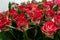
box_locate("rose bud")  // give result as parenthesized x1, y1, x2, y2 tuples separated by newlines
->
(15, 14, 29, 32)
(52, 15, 60, 28)
(41, 21, 58, 36)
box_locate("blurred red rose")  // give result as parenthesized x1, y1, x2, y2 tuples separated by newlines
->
(54, 0, 60, 5)
(18, 6, 26, 12)
(9, 9, 18, 18)
(33, 8, 44, 13)
(26, 3, 37, 9)
(30, 12, 44, 25)
(41, 21, 58, 36)
(52, 15, 60, 28)
(46, 10, 55, 18)
(57, 10, 60, 15)
(26, 9, 32, 17)
(0, 16, 11, 30)
(43, 2, 54, 8)
(15, 14, 29, 31)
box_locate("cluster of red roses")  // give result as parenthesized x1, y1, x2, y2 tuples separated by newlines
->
(0, 0, 60, 37)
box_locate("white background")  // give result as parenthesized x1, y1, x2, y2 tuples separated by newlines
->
(0, 0, 51, 12)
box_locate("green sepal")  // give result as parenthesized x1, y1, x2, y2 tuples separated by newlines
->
(16, 9, 22, 14)
(53, 4, 58, 11)
(38, 4, 43, 8)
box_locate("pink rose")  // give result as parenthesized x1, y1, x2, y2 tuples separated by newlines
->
(54, 0, 60, 4)
(52, 15, 60, 27)
(41, 21, 58, 36)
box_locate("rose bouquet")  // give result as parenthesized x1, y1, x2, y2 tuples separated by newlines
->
(0, 0, 60, 40)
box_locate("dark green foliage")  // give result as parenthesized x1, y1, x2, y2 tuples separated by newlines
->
(38, 4, 43, 8)
(53, 4, 58, 11)
(42, 0, 47, 2)
(8, 2, 12, 11)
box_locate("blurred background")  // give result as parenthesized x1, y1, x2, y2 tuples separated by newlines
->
(0, 0, 51, 12)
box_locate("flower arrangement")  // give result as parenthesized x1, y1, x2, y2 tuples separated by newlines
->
(0, 0, 60, 40)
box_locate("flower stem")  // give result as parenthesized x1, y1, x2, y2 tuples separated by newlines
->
(23, 31, 29, 40)
(9, 30, 17, 40)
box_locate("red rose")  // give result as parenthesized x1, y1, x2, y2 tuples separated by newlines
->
(15, 14, 29, 31)
(15, 14, 25, 21)
(18, 6, 25, 12)
(57, 10, 60, 15)
(33, 8, 44, 13)
(46, 10, 55, 18)
(0, 16, 11, 30)
(26, 9, 32, 16)
(41, 21, 58, 36)
(43, 2, 54, 8)
(9, 9, 18, 18)
(26, 3, 37, 10)
(43, 2, 50, 8)
(52, 15, 60, 27)
(30, 12, 43, 24)
(31, 13, 43, 21)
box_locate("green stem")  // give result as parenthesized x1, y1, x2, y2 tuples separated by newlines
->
(0, 32, 3, 40)
(23, 31, 29, 40)
(9, 30, 17, 40)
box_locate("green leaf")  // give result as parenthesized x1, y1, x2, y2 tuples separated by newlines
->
(8, 2, 12, 11)
(42, 0, 47, 2)
(16, 9, 22, 14)
(34, 29, 37, 37)
(3, 31, 16, 40)
(53, 4, 58, 11)
(38, 4, 43, 8)
(6, 25, 16, 29)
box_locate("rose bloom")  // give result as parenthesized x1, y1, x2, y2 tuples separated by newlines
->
(0, 16, 11, 30)
(57, 10, 60, 15)
(26, 3, 37, 10)
(33, 8, 44, 14)
(15, 14, 29, 32)
(43, 2, 54, 8)
(26, 9, 32, 17)
(9, 9, 18, 18)
(18, 6, 26, 12)
(41, 21, 58, 36)
(18, 3, 37, 12)
(46, 9, 55, 18)
(54, 0, 60, 5)
(52, 15, 60, 28)
(30, 13, 43, 25)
